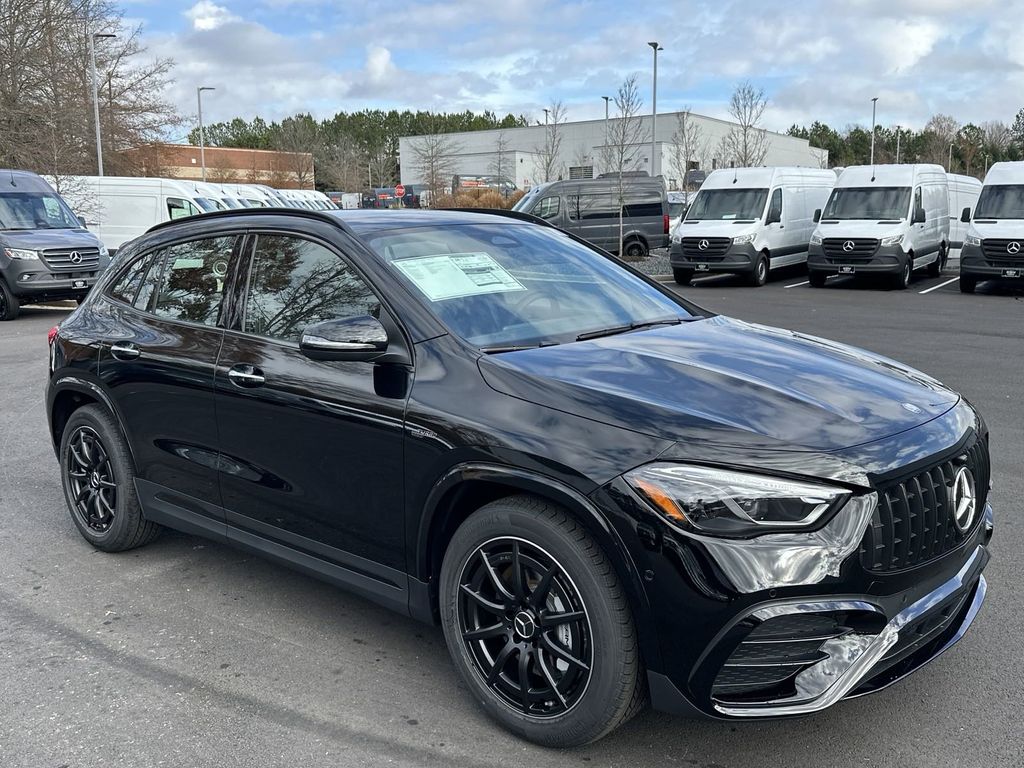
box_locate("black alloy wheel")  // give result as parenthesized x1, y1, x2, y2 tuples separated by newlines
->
(66, 426, 117, 533)
(623, 239, 648, 260)
(0, 280, 18, 321)
(457, 537, 593, 718)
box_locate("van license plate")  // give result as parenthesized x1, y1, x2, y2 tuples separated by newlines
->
(73, 280, 87, 288)
(696, 264, 710, 271)
(1002, 268, 1021, 278)
(838, 266, 856, 274)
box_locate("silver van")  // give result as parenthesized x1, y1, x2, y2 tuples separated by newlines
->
(1, 171, 109, 320)
(513, 176, 669, 258)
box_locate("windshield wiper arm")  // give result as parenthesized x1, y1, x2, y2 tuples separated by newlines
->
(576, 318, 684, 342)
(480, 340, 560, 354)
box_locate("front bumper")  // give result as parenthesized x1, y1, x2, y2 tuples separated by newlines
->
(960, 243, 1024, 279)
(808, 242, 906, 275)
(3, 267, 99, 302)
(670, 241, 759, 274)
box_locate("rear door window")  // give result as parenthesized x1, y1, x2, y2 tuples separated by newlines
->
(147, 236, 237, 325)
(534, 196, 560, 220)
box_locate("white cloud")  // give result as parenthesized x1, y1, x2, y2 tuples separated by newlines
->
(185, 1, 239, 31)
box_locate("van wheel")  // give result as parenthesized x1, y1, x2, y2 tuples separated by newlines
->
(672, 269, 693, 285)
(623, 238, 648, 261)
(959, 275, 977, 293)
(808, 272, 827, 288)
(927, 244, 946, 277)
(0, 280, 19, 321)
(893, 259, 912, 289)
(747, 254, 769, 286)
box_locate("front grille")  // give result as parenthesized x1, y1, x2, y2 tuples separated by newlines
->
(822, 237, 879, 264)
(981, 239, 1024, 267)
(680, 237, 731, 261)
(859, 437, 990, 573)
(40, 247, 100, 272)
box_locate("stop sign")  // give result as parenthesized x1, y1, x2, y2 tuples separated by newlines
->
(395, 184, 406, 197)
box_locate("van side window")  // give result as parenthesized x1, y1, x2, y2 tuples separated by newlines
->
(622, 190, 663, 218)
(578, 193, 616, 220)
(167, 197, 201, 220)
(767, 188, 783, 221)
(535, 197, 560, 220)
(149, 236, 236, 325)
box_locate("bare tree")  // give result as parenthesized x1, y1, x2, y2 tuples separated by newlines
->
(980, 121, 1011, 157)
(488, 130, 512, 191)
(718, 81, 769, 167)
(533, 101, 567, 182)
(320, 137, 367, 192)
(921, 114, 959, 167)
(668, 108, 708, 189)
(605, 75, 648, 257)
(410, 124, 463, 198)
(271, 115, 320, 187)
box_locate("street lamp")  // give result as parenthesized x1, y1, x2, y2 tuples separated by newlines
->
(895, 125, 901, 164)
(89, 32, 116, 176)
(543, 108, 550, 126)
(869, 97, 878, 166)
(196, 86, 215, 181)
(648, 41, 663, 176)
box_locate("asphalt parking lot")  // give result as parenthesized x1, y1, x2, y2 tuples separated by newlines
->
(2, 264, 1022, 768)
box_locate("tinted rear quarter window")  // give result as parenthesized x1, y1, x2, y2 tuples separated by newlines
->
(149, 236, 235, 325)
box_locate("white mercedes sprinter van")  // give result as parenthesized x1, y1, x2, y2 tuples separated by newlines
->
(947, 173, 982, 255)
(960, 161, 1024, 292)
(808, 164, 949, 289)
(669, 167, 835, 286)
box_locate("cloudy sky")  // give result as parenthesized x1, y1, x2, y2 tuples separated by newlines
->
(130, 0, 1022, 135)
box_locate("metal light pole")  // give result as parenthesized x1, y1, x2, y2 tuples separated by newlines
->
(197, 86, 215, 181)
(895, 125, 901, 163)
(543, 108, 550, 126)
(869, 97, 878, 166)
(948, 142, 954, 172)
(648, 41, 663, 176)
(89, 32, 116, 176)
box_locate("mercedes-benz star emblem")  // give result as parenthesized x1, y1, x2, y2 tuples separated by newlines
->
(698, 239, 709, 251)
(513, 611, 536, 640)
(68, 251, 83, 264)
(951, 466, 977, 533)
(1007, 241, 1021, 254)
(842, 240, 856, 252)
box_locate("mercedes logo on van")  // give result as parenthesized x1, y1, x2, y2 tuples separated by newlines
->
(950, 466, 977, 533)
(842, 240, 856, 252)
(1007, 241, 1021, 254)
(698, 239, 710, 251)
(68, 251, 83, 264)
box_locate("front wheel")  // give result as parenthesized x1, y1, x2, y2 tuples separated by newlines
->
(959, 275, 977, 293)
(439, 496, 644, 747)
(808, 272, 827, 287)
(672, 268, 693, 285)
(893, 259, 912, 289)
(747, 254, 769, 286)
(927, 244, 946, 277)
(0, 280, 19, 321)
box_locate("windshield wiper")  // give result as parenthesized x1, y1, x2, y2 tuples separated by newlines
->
(576, 318, 684, 342)
(480, 340, 561, 354)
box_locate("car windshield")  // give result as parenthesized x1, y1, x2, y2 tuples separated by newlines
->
(193, 197, 222, 212)
(823, 187, 911, 220)
(0, 189, 80, 230)
(685, 188, 768, 221)
(974, 185, 1024, 219)
(364, 223, 698, 349)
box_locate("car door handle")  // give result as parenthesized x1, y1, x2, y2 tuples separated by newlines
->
(227, 364, 266, 388)
(109, 342, 140, 361)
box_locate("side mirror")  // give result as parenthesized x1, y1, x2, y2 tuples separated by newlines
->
(300, 315, 389, 362)
(913, 206, 926, 224)
(813, 208, 821, 223)
(961, 206, 971, 223)
(77, 214, 90, 227)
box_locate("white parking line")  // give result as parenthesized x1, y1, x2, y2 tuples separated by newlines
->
(691, 275, 720, 283)
(919, 277, 959, 294)
(32, 304, 75, 311)
(785, 280, 809, 288)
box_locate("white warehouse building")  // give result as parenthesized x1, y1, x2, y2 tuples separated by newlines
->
(398, 110, 828, 190)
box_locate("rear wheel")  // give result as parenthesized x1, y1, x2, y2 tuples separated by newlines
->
(808, 272, 827, 288)
(893, 259, 912, 289)
(439, 496, 644, 747)
(959, 275, 977, 293)
(622, 238, 648, 260)
(672, 268, 693, 286)
(747, 254, 769, 286)
(0, 280, 19, 321)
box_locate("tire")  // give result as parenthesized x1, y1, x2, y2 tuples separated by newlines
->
(0, 280, 19, 321)
(893, 259, 912, 289)
(747, 254, 769, 287)
(622, 238, 648, 260)
(439, 495, 644, 747)
(927, 244, 946, 277)
(672, 268, 693, 286)
(59, 404, 161, 552)
(808, 272, 827, 288)
(959, 275, 977, 293)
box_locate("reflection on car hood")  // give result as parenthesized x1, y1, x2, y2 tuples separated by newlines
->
(814, 221, 906, 239)
(968, 221, 1024, 239)
(0, 228, 100, 250)
(478, 316, 959, 452)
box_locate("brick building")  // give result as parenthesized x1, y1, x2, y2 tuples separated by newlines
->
(120, 144, 315, 189)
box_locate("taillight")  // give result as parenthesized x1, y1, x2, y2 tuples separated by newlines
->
(48, 326, 59, 346)
(663, 214, 670, 234)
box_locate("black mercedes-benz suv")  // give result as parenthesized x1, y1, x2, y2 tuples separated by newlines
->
(46, 208, 993, 747)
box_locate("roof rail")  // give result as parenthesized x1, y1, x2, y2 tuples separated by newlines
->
(143, 206, 353, 237)
(446, 207, 553, 227)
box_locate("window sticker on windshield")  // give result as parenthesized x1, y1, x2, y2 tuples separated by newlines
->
(392, 252, 525, 301)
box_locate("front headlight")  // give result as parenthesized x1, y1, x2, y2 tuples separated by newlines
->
(732, 233, 755, 245)
(99, 245, 110, 258)
(4, 247, 40, 260)
(670, 231, 682, 244)
(880, 234, 904, 247)
(809, 233, 822, 246)
(625, 463, 851, 537)
(965, 233, 981, 246)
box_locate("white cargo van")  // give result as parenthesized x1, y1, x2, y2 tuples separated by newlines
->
(808, 164, 949, 289)
(669, 167, 835, 286)
(62, 176, 207, 254)
(223, 183, 273, 207)
(959, 161, 1024, 292)
(946, 173, 982, 254)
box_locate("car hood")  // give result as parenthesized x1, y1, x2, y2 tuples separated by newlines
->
(968, 220, 1024, 239)
(0, 228, 101, 250)
(814, 221, 905, 239)
(478, 316, 959, 453)
(677, 221, 758, 238)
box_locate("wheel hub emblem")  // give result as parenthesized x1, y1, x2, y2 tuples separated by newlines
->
(90, 471, 101, 489)
(698, 239, 709, 251)
(1007, 241, 1021, 254)
(951, 466, 977, 533)
(513, 611, 536, 640)
(843, 240, 856, 252)
(69, 251, 83, 264)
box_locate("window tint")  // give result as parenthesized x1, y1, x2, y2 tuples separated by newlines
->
(167, 197, 201, 220)
(150, 236, 235, 325)
(243, 235, 380, 344)
(767, 188, 783, 221)
(534, 196, 560, 220)
(578, 193, 617, 220)
(108, 255, 154, 305)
